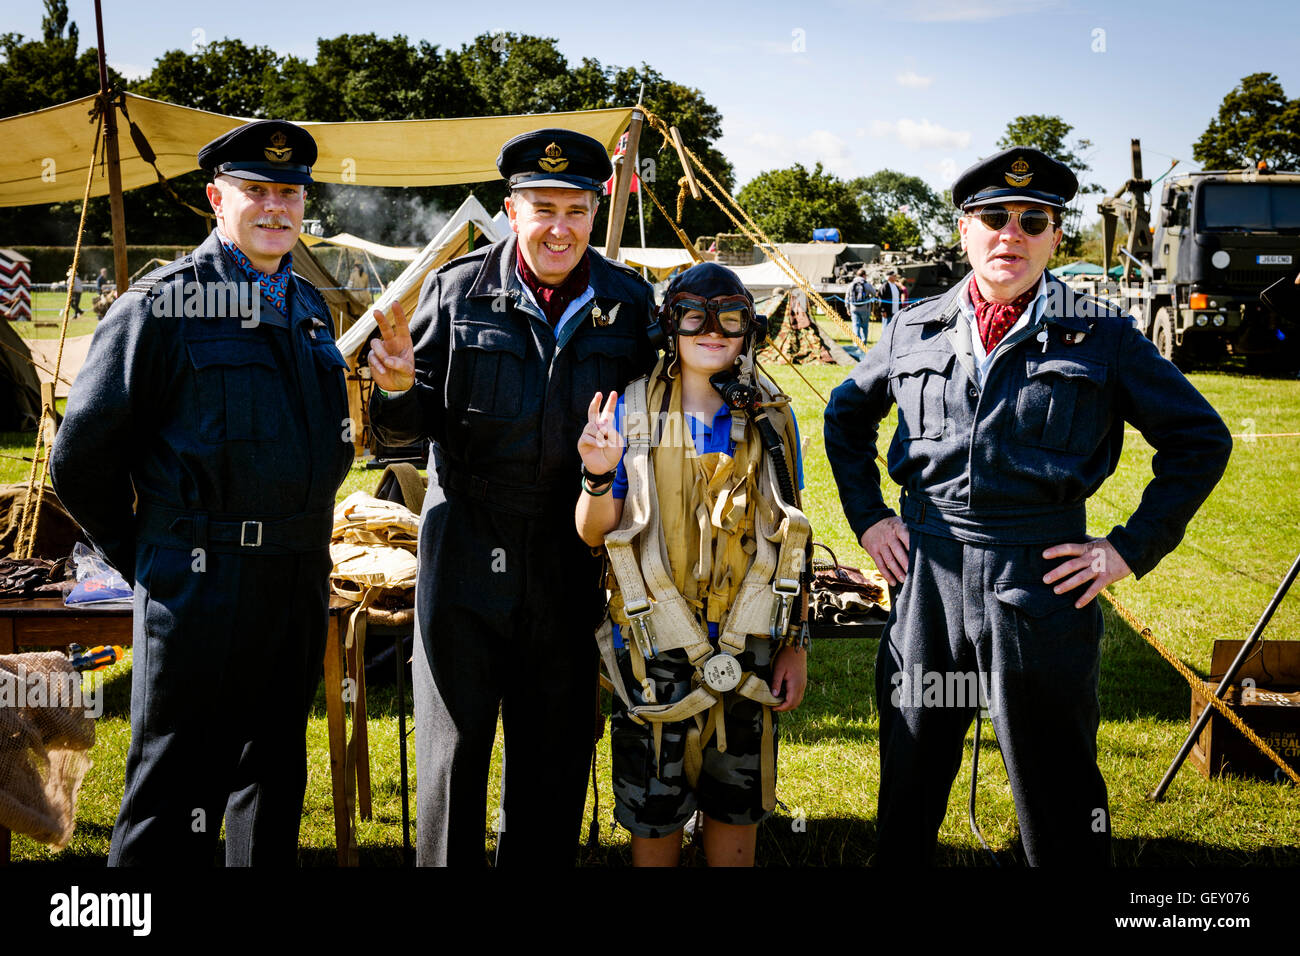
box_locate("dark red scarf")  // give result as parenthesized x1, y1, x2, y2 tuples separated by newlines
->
(516, 245, 591, 328)
(970, 278, 1038, 352)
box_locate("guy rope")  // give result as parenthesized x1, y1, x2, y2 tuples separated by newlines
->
(14, 100, 105, 560)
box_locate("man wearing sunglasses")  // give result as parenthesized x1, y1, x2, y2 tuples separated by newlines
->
(824, 146, 1232, 866)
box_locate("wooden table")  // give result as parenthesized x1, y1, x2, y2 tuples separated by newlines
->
(0, 594, 366, 866)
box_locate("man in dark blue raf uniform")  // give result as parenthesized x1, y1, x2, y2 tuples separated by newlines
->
(367, 128, 657, 866)
(824, 147, 1233, 866)
(51, 120, 354, 866)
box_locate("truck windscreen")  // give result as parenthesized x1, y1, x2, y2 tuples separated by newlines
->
(1199, 183, 1300, 231)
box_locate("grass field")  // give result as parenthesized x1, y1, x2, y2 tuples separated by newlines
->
(4, 314, 1299, 867)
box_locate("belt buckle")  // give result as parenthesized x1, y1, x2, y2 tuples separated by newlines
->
(240, 520, 263, 548)
(702, 652, 742, 692)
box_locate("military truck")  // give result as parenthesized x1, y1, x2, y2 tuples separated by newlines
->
(1069, 139, 1300, 372)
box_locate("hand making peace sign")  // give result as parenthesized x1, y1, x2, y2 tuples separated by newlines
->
(367, 301, 415, 392)
(577, 390, 623, 477)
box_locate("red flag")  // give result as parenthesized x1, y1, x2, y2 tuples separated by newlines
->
(603, 131, 638, 195)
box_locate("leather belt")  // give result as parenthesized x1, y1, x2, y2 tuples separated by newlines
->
(442, 463, 571, 518)
(137, 502, 333, 554)
(900, 489, 1086, 546)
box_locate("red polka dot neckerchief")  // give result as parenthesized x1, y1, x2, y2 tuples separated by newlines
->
(969, 278, 1038, 353)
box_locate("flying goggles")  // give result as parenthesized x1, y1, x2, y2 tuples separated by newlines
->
(663, 293, 756, 338)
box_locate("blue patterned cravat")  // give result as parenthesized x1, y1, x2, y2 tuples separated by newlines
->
(218, 233, 292, 317)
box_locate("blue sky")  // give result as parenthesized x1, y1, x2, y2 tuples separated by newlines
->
(7, 0, 1299, 225)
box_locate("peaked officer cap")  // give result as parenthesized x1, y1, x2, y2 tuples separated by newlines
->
(498, 128, 612, 194)
(199, 120, 317, 185)
(952, 146, 1077, 210)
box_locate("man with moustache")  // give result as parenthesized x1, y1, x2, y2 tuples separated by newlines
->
(823, 147, 1232, 865)
(367, 128, 657, 866)
(51, 120, 354, 865)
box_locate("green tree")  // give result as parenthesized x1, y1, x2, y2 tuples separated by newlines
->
(996, 114, 1099, 254)
(135, 39, 287, 117)
(1193, 73, 1300, 170)
(0, 0, 110, 117)
(850, 169, 951, 246)
(735, 163, 867, 244)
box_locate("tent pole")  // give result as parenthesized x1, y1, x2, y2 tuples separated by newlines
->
(94, 0, 128, 294)
(634, 86, 647, 279)
(603, 109, 643, 260)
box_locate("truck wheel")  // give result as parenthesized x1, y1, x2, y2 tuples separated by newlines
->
(1153, 308, 1183, 367)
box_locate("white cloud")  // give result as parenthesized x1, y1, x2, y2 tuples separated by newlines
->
(744, 128, 853, 171)
(725, 127, 857, 187)
(110, 62, 151, 81)
(895, 71, 933, 89)
(896, 0, 1061, 21)
(870, 119, 971, 151)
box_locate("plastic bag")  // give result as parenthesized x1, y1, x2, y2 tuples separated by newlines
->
(65, 542, 133, 608)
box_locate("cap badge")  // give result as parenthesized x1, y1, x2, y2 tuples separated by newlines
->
(264, 131, 293, 164)
(1004, 158, 1032, 187)
(539, 142, 569, 173)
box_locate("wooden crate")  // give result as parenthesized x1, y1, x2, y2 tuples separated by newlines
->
(1188, 640, 1300, 782)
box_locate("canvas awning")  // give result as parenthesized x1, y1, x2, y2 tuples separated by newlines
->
(0, 93, 634, 207)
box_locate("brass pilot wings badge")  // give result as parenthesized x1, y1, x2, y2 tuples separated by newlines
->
(264, 131, 293, 163)
(1004, 158, 1033, 187)
(539, 142, 569, 173)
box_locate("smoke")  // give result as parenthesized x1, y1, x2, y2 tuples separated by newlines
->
(312, 185, 452, 246)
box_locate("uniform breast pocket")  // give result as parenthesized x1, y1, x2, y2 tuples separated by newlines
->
(890, 350, 953, 442)
(568, 331, 641, 421)
(186, 337, 281, 442)
(1013, 355, 1109, 455)
(311, 341, 350, 414)
(449, 321, 526, 418)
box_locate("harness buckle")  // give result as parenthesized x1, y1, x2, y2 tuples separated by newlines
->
(770, 577, 799, 640)
(623, 599, 659, 657)
(240, 520, 263, 548)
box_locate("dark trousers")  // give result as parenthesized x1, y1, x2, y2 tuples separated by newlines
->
(874, 530, 1111, 866)
(411, 499, 601, 867)
(109, 546, 329, 866)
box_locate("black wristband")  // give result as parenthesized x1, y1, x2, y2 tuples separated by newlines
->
(581, 464, 616, 485)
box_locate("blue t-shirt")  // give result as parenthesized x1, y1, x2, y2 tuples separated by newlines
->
(605, 392, 804, 649)
(609, 394, 804, 498)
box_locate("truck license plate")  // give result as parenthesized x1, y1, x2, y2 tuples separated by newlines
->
(1256, 255, 1293, 265)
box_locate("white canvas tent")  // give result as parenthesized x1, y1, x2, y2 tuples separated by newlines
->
(337, 194, 502, 360)
(617, 247, 696, 281)
(301, 233, 420, 262)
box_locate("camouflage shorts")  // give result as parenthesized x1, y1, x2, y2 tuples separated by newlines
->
(610, 636, 777, 838)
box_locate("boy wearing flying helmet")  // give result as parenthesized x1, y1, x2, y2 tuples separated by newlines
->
(576, 262, 809, 866)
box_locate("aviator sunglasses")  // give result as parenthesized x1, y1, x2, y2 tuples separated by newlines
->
(665, 293, 754, 338)
(966, 205, 1059, 237)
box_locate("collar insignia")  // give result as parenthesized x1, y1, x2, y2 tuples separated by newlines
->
(264, 131, 293, 164)
(1004, 157, 1032, 187)
(539, 142, 569, 173)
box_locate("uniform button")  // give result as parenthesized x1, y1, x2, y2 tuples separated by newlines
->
(968, 387, 979, 399)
